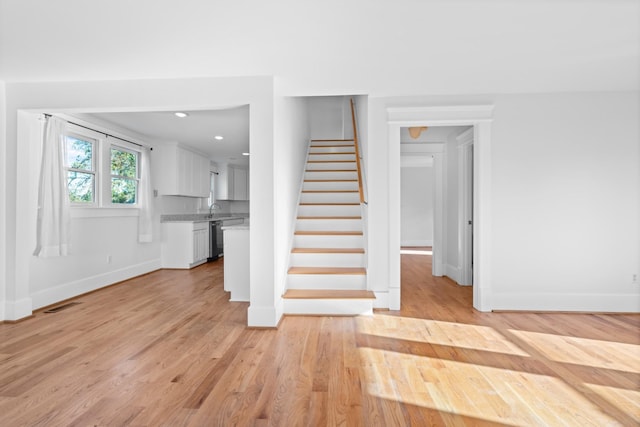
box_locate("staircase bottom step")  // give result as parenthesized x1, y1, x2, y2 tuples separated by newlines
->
(282, 289, 375, 316)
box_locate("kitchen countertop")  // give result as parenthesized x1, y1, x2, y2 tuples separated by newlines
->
(161, 213, 249, 223)
(221, 225, 250, 231)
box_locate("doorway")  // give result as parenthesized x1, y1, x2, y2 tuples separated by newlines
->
(387, 105, 494, 312)
(399, 126, 473, 286)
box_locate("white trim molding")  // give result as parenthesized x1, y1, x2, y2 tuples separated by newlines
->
(388, 105, 495, 125)
(388, 104, 495, 312)
(492, 292, 640, 313)
(30, 259, 161, 310)
(4, 297, 33, 321)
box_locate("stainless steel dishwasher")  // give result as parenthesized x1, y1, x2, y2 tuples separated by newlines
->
(208, 221, 224, 261)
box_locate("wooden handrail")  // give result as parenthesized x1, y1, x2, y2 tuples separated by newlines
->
(349, 99, 365, 204)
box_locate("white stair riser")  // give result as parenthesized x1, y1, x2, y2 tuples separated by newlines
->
(298, 204, 362, 216)
(303, 181, 358, 191)
(283, 298, 373, 316)
(308, 154, 356, 162)
(306, 162, 357, 171)
(300, 192, 360, 204)
(294, 234, 364, 248)
(296, 219, 362, 232)
(290, 252, 365, 267)
(287, 273, 367, 290)
(305, 171, 358, 181)
(309, 146, 355, 154)
(310, 140, 354, 147)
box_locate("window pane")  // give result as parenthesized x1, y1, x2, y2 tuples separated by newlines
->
(67, 171, 94, 202)
(111, 178, 137, 204)
(111, 148, 137, 178)
(65, 136, 93, 170)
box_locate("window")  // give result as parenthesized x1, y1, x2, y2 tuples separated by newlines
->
(207, 171, 216, 207)
(62, 123, 143, 210)
(110, 146, 139, 204)
(64, 134, 96, 204)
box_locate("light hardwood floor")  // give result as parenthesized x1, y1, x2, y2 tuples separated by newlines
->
(1, 253, 638, 426)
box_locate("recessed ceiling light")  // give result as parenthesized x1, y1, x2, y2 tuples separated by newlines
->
(242, 152, 250, 156)
(214, 135, 224, 140)
(174, 112, 188, 118)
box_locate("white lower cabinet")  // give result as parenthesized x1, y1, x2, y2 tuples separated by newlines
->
(223, 227, 249, 301)
(161, 222, 210, 269)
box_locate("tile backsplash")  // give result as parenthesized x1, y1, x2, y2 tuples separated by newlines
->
(159, 195, 249, 215)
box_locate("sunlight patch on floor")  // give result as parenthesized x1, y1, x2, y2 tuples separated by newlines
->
(358, 347, 624, 426)
(356, 314, 530, 357)
(508, 330, 640, 373)
(584, 383, 640, 422)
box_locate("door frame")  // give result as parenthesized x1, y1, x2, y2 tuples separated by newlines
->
(387, 105, 494, 311)
(457, 128, 474, 286)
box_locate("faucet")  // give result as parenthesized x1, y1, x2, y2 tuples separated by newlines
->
(208, 203, 221, 218)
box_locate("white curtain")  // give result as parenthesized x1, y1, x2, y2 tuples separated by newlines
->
(138, 147, 154, 242)
(34, 116, 71, 257)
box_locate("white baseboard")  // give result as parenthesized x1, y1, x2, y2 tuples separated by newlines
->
(491, 292, 640, 313)
(30, 259, 162, 310)
(3, 297, 33, 321)
(248, 304, 280, 328)
(389, 287, 401, 310)
(373, 291, 388, 309)
(401, 240, 433, 247)
(445, 263, 462, 285)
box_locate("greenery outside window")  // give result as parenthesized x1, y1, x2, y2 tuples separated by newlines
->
(110, 146, 139, 204)
(64, 134, 96, 204)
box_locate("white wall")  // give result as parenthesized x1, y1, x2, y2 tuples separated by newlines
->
(20, 112, 162, 309)
(490, 92, 639, 311)
(308, 96, 345, 139)
(401, 167, 433, 246)
(273, 96, 310, 315)
(3, 77, 278, 323)
(369, 91, 640, 312)
(0, 81, 6, 320)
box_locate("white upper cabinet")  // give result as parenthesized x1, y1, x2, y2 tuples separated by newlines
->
(215, 164, 249, 201)
(155, 144, 210, 198)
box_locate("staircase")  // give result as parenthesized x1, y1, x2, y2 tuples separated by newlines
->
(282, 137, 375, 316)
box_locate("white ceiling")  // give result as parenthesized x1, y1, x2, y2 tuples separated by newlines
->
(1, 1, 637, 96)
(400, 126, 470, 144)
(76, 107, 250, 166)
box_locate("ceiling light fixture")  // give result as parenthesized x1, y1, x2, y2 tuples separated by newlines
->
(242, 152, 250, 156)
(214, 135, 224, 140)
(174, 112, 188, 118)
(408, 126, 428, 139)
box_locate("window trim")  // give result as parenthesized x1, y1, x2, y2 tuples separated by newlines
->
(62, 123, 145, 215)
(64, 131, 98, 207)
(108, 143, 140, 207)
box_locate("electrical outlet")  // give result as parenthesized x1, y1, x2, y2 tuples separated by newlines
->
(633, 273, 638, 284)
(107, 255, 112, 264)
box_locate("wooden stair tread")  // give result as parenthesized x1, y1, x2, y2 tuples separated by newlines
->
(297, 216, 361, 220)
(305, 169, 357, 172)
(302, 191, 358, 194)
(283, 289, 375, 299)
(304, 179, 358, 182)
(309, 152, 356, 155)
(310, 146, 354, 149)
(307, 160, 356, 163)
(294, 230, 363, 235)
(310, 139, 355, 142)
(291, 247, 365, 254)
(299, 202, 360, 206)
(287, 267, 366, 275)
